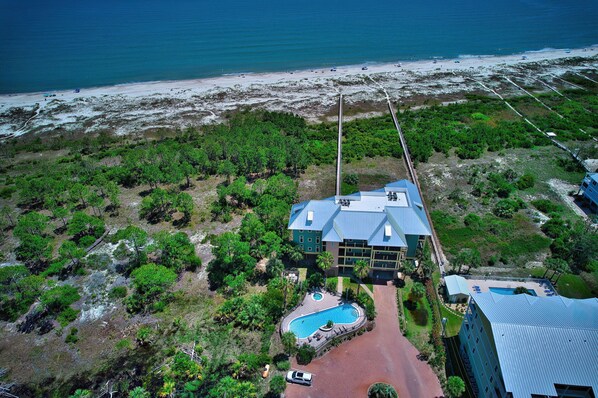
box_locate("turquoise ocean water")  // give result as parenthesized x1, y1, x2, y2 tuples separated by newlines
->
(1, 0, 597, 94)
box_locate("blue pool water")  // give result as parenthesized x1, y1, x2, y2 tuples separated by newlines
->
(312, 293, 323, 301)
(1, 0, 597, 93)
(289, 304, 359, 339)
(489, 287, 537, 296)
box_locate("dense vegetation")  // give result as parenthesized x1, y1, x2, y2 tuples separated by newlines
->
(0, 84, 597, 395)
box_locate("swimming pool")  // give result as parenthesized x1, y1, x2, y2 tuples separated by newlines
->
(312, 292, 323, 301)
(489, 287, 537, 296)
(289, 304, 360, 338)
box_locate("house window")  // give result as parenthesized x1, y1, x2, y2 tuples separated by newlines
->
(308, 238, 312, 242)
(299, 236, 304, 243)
(307, 247, 312, 252)
(316, 247, 320, 252)
(316, 237, 320, 244)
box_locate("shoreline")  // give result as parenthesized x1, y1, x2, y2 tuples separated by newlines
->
(1, 46, 597, 138)
(1, 46, 597, 99)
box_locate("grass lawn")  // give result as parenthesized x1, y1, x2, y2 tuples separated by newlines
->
(400, 277, 433, 351)
(342, 276, 374, 295)
(531, 268, 593, 299)
(440, 304, 464, 338)
(327, 276, 339, 293)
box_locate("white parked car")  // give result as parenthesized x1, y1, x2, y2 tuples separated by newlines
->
(286, 370, 313, 386)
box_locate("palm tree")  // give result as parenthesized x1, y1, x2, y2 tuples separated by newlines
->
(289, 248, 304, 267)
(316, 251, 334, 284)
(353, 259, 371, 296)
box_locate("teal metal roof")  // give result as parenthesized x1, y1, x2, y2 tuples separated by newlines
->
(473, 293, 598, 398)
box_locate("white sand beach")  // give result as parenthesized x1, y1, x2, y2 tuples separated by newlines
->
(1, 46, 597, 138)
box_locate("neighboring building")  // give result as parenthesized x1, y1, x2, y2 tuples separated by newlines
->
(459, 292, 598, 398)
(287, 180, 431, 278)
(444, 275, 470, 303)
(579, 172, 598, 212)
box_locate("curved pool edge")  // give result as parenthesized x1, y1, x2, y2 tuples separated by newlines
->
(285, 302, 364, 340)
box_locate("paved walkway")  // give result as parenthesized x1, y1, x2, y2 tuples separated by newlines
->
(286, 281, 443, 398)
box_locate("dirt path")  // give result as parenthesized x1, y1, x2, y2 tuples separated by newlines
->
(286, 281, 443, 398)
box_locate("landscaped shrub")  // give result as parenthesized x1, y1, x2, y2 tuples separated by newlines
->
(368, 382, 398, 398)
(425, 279, 446, 370)
(275, 359, 290, 371)
(269, 375, 286, 395)
(296, 343, 316, 365)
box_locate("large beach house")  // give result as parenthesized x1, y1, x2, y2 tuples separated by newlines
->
(459, 292, 598, 398)
(578, 172, 598, 213)
(287, 180, 432, 278)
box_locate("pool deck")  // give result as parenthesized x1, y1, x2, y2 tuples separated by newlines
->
(281, 290, 365, 348)
(286, 282, 443, 398)
(465, 277, 556, 297)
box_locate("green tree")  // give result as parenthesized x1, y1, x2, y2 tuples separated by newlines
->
(0, 205, 15, 228)
(217, 160, 237, 184)
(409, 282, 425, 304)
(128, 386, 150, 398)
(353, 259, 370, 295)
(316, 251, 334, 282)
(208, 376, 256, 398)
(88, 192, 105, 217)
(153, 231, 201, 272)
(453, 248, 481, 274)
(289, 246, 304, 266)
(69, 389, 92, 398)
(41, 285, 80, 314)
(14, 212, 49, 238)
(139, 188, 173, 222)
(67, 212, 105, 242)
(446, 376, 466, 398)
(59, 240, 86, 265)
(175, 192, 194, 223)
(130, 263, 177, 300)
(51, 205, 69, 229)
(120, 225, 148, 266)
(69, 183, 89, 207)
(105, 181, 121, 210)
(266, 257, 284, 279)
(281, 331, 297, 357)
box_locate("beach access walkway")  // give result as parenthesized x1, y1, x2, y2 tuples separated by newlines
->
(286, 281, 443, 398)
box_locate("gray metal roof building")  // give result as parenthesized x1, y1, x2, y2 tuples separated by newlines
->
(461, 292, 598, 398)
(288, 180, 432, 248)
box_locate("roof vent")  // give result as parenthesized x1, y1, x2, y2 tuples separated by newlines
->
(307, 210, 314, 222)
(384, 224, 392, 237)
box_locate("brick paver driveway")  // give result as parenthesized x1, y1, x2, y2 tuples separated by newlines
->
(286, 281, 443, 398)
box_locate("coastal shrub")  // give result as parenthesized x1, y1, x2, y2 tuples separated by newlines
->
(65, 328, 79, 344)
(516, 173, 535, 190)
(57, 307, 79, 327)
(109, 286, 128, 299)
(531, 199, 563, 215)
(40, 285, 80, 314)
(296, 343, 316, 365)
